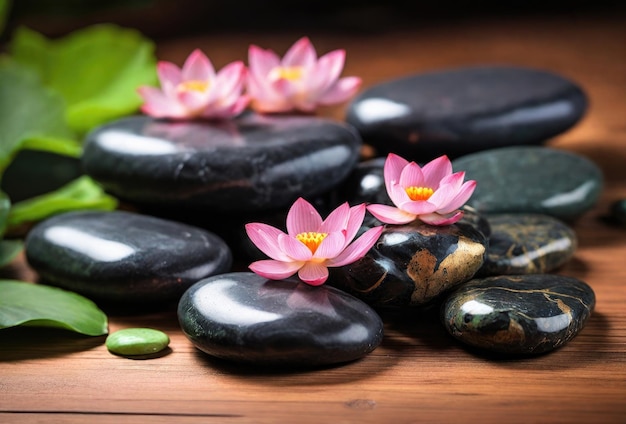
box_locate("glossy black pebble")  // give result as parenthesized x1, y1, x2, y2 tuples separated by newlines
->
(25, 211, 232, 304)
(346, 65, 587, 160)
(178, 272, 384, 366)
(479, 214, 577, 276)
(334, 157, 388, 206)
(442, 274, 595, 354)
(610, 199, 626, 226)
(452, 146, 603, 221)
(330, 215, 488, 307)
(82, 114, 362, 213)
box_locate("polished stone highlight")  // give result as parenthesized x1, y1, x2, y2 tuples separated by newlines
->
(25, 211, 232, 304)
(442, 274, 595, 354)
(346, 66, 587, 160)
(82, 114, 362, 213)
(330, 216, 487, 307)
(452, 146, 603, 221)
(479, 214, 577, 276)
(178, 272, 384, 366)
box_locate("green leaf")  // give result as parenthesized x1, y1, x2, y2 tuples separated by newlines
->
(0, 0, 10, 36)
(11, 24, 157, 134)
(21, 135, 82, 158)
(0, 192, 20, 268)
(7, 176, 118, 230)
(0, 280, 108, 336)
(0, 60, 74, 174)
(0, 239, 23, 267)
(0, 190, 10, 236)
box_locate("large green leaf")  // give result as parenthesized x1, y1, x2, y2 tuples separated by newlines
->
(0, 280, 108, 336)
(7, 175, 118, 230)
(0, 60, 75, 173)
(11, 24, 157, 134)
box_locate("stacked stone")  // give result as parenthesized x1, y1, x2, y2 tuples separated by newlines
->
(24, 65, 600, 364)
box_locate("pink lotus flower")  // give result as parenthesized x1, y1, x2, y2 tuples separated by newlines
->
(247, 37, 362, 113)
(137, 49, 248, 120)
(367, 154, 477, 226)
(246, 198, 383, 286)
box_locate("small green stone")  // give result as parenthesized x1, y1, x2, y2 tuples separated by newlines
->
(106, 328, 169, 356)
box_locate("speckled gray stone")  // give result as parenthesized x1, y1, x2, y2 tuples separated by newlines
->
(478, 214, 577, 276)
(452, 146, 603, 221)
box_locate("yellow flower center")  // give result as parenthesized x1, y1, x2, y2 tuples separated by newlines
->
(178, 80, 210, 92)
(405, 186, 434, 201)
(296, 232, 328, 254)
(269, 66, 305, 81)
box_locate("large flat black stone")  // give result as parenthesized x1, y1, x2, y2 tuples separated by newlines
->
(347, 66, 587, 160)
(82, 114, 362, 213)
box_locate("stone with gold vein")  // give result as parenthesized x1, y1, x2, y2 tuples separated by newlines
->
(328, 212, 487, 307)
(442, 274, 595, 354)
(478, 214, 577, 276)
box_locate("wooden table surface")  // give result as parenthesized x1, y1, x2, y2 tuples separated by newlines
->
(1, 13, 626, 424)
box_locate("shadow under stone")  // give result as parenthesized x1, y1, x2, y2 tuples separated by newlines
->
(191, 347, 398, 385)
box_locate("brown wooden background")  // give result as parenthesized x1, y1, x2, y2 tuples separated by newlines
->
(1, 12, 626, 424)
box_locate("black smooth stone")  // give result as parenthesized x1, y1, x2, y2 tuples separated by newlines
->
(329, 216, 488, 307)
(82, 114, 362, 213)
(346, 66, 587, 160)
(178, 272, 384, 366)
(442, 274, 595, 354)
(452, 146, 603, 221)
(609, 199, 626, 226)
(25, 211, 232, 304)
(334, 157, 388, 206)
(478, 214, 577, 276)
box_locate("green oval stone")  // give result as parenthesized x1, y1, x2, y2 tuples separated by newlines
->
(106, 328, 169, 356)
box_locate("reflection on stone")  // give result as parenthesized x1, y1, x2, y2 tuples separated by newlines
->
(330, 214, 488, 307)
(453, 146, 603, 221)
(82, 114, 362, 213)
(178, 272, 384, 366)
(479, 214, 577, 276)
(26, 211, 232, 304)
(347, 66, 587, 160)
(442, 274, 595, 354)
